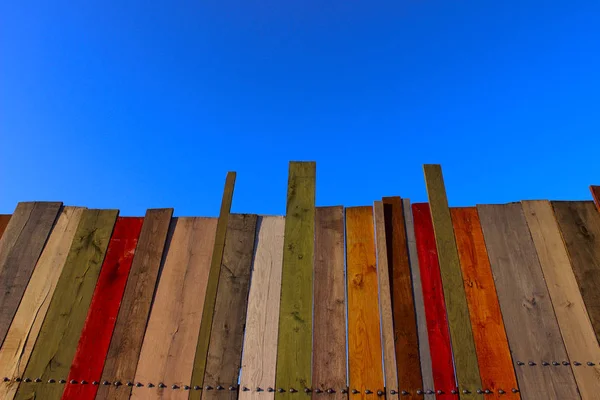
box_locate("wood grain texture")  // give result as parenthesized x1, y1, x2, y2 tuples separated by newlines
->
(95, 208, 173, 400)
(523, 200, 600, 400)
(312, 207, 347, 400)
(450, 208, 519, 400)
(14, 209, 118, 400)
(0, 214, 11, 239)
(346, 206, 384, 400)
(276, 162, 315, 400)
(0, 201, 62, 347)
(61, 217, 144, 400)
(423, 165, 482, 399)
(0, 207, 84, 400)
(401, 200, 434, 400)
(239, 216, 285, 400)
(130, 217, 217, 400)
(591, 186, 600, 211)
(477, 203, 580, 400)
(553, 201, 600, 346)
(412, 203, 456, 399)
(382, 197, 422, 399)
(202, 214, 258, 400)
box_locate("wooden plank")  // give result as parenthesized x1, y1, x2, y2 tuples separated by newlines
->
(95, 208, 173, 400)
(0, 201, 62, 346)
(346, 206, 384, 400)
(202, 214, 258, 400)
(523, 200, 600, 400)
(61, 217, 144, 400)
(553, 201, 600, 345)
(373, 202, 398, 400)
(238, 216, 285, 400)
(477, 203, 580, 399)
(412, 203, 456, 399)
(14, 209, 118, 400)
(450, 208, 519, 400)
(0, 207, 84, 400)
(423, 165, 482, 399)
(382, 197, 422, 399)
(130, 217, 217, 400)
(0, 214, 11, 239)
(275, 162, 315, 399)
(401, 200, 434, 400)
(591, 186, 600, 211)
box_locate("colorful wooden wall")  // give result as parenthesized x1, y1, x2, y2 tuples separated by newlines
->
(0, 163, 599, 400)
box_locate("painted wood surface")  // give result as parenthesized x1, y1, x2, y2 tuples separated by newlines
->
(382, 197, 422, 399)
(0, 201, 62, 346)
(523, 200, 600, 400)
(130, 217, 217, 400)
(346, 206, 384, 400)
(373, 202, 398, 400)
(412, 203, 456, 399)
(402, 199, 434, 400)
(276, 162, 315, 400)
(591, 186, 600, 210)
(239, 216, 285, 400)
(96, 208, 174, 400)
(477, 203, 580, 400)
(61, 217, 144, 400)
(450, 208, 519, 400)
(0, 214, 11, 239)
(0, 207, 84, 400)
(14, 209, 118, 400)
(202, 214, 257, 400)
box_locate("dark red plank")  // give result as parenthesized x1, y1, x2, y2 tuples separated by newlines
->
(591, 186, 600, 211)
(61, 217, 144, 400)
(412, 203, 457, 398)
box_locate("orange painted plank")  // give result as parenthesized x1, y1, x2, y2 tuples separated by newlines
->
(0, 215, 10, 239)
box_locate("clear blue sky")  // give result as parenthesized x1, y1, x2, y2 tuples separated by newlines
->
(1, 1, 599, 216)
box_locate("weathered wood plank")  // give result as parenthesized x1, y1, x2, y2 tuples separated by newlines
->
(14, 209, 118, 400)
(591, 186, 600, 211)
(0, 214, 11, 239)
(477, 203, 580, 399)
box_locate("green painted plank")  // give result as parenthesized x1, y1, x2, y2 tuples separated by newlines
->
(275, 161, 315, 399)
(14, 209, 118, 400)
(423, 164, 482, 399)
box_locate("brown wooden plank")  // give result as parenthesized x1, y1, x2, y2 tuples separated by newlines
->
(0, 214, 11, 239)
(591, 186, 600, 211)
(477, 203, 580, 399)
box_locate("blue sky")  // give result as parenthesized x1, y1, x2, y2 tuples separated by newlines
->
(1, 0, 599, 216)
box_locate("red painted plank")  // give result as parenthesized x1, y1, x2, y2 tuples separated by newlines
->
(61, 217, 144, 400)
(591, 186, 600, 211)
(412, 203, 457, 398)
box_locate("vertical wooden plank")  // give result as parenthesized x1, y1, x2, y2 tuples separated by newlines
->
(450, 208, 520, 399)
(423, 165, 482, 399)
(61, 217, 144, 400)
(412, 203, 456, 399)
(523, 200, 600, 400)
(239, 216, 285, 400)
(0, 214, 11, 239)
(346, 206, 384, 400)
(0, 201, 62, 346)
(14, 209, 118, 400)
(202, 214, 258, 400)
(590, 186, 600, 211)
(130, 217, 217, 400)
(382, 197, 422, 399)
(401, 200, 434, 400)
(0, 207, 84, 400)
(477, 203, 580, 399)
(275, 162, 315, 398)
(95, 208, 173, 400)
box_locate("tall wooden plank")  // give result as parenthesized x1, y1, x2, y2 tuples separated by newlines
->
(450, 208, 519, 400)
(382, 197, 422, 399)
(423, 165, 482, 399)
(238, 216, 285, 400)
(0, 207, 84, 400)
(523, 200, 600, 400)
(14, 209, 118, 400)
(202, 214, 257, 400)
(61, 217, 144, 400)
(401, 200, 434, 400)
(0, 214, 11, 239)
(346, 206, 384, 400)
(477, 203, 580, 399)
(591, 186, 600, 211)
(275, 162, 315, 398)
(130, 217, 217, 400)
(0, 201, 62, 346)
